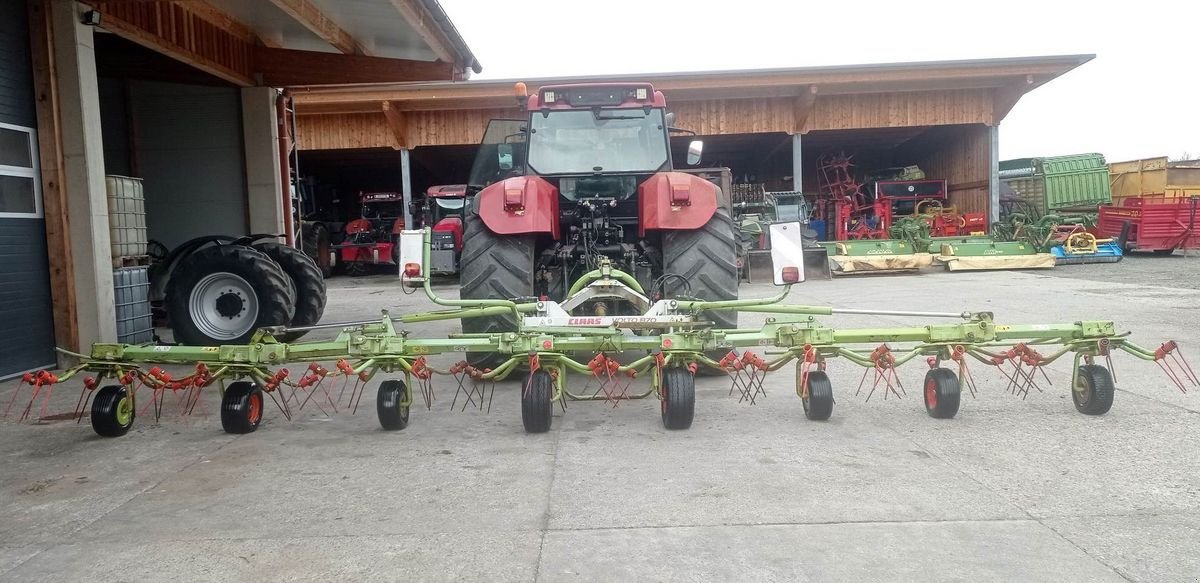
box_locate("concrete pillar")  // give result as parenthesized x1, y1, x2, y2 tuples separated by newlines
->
(52, 0, 115, 345)
(791, 133, 803, 193)
(241, 87, 285, 235)
(989, 125, 1000, 224)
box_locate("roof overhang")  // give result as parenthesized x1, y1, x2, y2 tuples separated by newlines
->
(292, 55, 1093, 115)
(85, 0, 480, 86)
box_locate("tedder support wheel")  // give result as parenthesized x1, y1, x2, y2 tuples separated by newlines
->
(377, 380, 411, 431)
(1073, 365, 1115, 416)
(800, 369, 834, 421)
(660, 367, 696, 430)
(923, 368, 961, 419)
(165, 244, 296, 346)
(522, 370, 554, 433)
(91, 385, 135, 437)
(459, 204, 535, 369)
(221, 381, 264, 434)
(253, 241, 328, 342)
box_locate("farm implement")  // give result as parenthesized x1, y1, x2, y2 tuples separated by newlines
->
(4, 225, 1193, 438)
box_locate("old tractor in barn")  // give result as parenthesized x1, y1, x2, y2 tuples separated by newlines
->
(459, 83, 737, 367)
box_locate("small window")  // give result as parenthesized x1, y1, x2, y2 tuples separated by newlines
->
(0, 123, 40, 218)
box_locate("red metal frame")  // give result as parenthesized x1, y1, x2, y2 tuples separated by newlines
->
(1098, 197, 1200, 251)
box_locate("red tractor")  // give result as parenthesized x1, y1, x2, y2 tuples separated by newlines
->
(416, 184, 467, 275)
(337, 191, 406, 276)
(461, 83, 738, 365)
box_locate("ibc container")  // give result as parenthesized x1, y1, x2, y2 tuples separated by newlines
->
(106, 175, 148, 258)
(113, 266, 153, 344)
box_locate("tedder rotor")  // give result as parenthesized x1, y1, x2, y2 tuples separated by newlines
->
(4, 224, 1195, 437)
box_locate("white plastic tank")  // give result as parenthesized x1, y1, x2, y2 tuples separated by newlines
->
(105, 175, 148, 258)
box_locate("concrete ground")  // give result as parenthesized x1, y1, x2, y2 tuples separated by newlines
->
(2, 253, 1199, 582)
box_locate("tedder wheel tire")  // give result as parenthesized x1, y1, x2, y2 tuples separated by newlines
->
(377, 380, 410, 431)
(91, 385, 135, 437)
(460, 204, 535, 370)
(662, 205, 738, 373)
(660, 367, 696, 430)
(301, 222, 333, 278)
(923, 368, 961, 419)
(800, 369, 834, 421)
(221, 381, 264, 434)
(253, 241, 328, 342)
(1073, 365, 1115, 416)
(521, 370, 554, 433)
(165, 245, 295, 346)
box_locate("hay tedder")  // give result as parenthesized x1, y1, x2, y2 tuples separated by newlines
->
(4, 224, 1195, 438)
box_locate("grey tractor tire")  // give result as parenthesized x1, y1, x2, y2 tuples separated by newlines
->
(459, 205, 535, 369)
(252, 241, 328, 342)
(165, 244, 296, 346)
(661, 205, 738, 329)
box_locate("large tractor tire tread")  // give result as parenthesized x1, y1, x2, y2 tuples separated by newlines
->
(459, 205, 535, 369)
(301, 223, 333, 278)
(253, 241, 328, 342)
(662, 206, 739, 330)
(165, 244, 295, 346)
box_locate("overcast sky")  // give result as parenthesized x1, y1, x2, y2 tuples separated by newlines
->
(440, 0, 1198, 162)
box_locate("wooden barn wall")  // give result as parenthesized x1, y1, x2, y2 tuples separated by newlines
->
(297, 89, 995, 150)
(917, 124, 992, 219)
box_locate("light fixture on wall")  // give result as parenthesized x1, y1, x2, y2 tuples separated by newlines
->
(81, 10, 102, 26)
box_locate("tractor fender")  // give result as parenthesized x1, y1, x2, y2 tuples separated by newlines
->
(476, 176, 560, 238)
(638, 172, 720, 237)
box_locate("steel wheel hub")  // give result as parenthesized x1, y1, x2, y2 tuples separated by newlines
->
(189, 272, 259, 340)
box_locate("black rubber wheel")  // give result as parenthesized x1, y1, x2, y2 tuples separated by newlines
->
(253, 241, 328, 342)
(377, 379, 411, 431)
(800, 369, 834, 421)
(660, 367, 696, 430)
(301, 222, 333, 278)
(662, 206, 738, 371)
(91, 385, 135, 437)
(521, 369, 554, 433)
(220, 381, 264, 434)
(165, 244, 295, 346)
(661, 205, 739, 329)
(1073, 364, 1115, 416)
(923, 368, 961, 419)
(460, 204, 535, 369)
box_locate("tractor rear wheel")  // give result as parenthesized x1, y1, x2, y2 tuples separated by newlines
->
(459, 205, 535, 369)
(253, 241, 327, 342)
(301, 222, 333, 278)
(662, 206, 738, 370)
(165, 244, 295, 346)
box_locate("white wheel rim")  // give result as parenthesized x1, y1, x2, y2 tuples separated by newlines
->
(188, 272, 259, 340)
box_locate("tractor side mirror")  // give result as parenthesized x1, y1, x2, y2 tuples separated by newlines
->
(497, 143, 514, 171)
(768, 221, 806, 285)
(686, 140, 703, 166)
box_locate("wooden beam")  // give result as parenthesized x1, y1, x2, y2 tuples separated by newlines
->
(381, 101, 408, 149)
(266, 0, 362, 55)
(387, 0, 457, 64)
(992, 74, 1035, 124)
(255, 47, 455, 86)
(27, 0, 80, 352)
(793, 85, 818, 134)
(91, 1, 255, 86)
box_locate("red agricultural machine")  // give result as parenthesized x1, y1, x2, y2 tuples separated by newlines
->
(415, 184, 467, 275)
(336, 191, 407, 276)
(459, 83, 737, 366)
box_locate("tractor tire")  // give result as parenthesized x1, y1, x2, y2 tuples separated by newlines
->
(301, 222, 333, 278)
(252, 241, 327, 342)
(459, 205, 535, 369)
(662, 206, 738, 370)
(165, 244, 295, 346)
